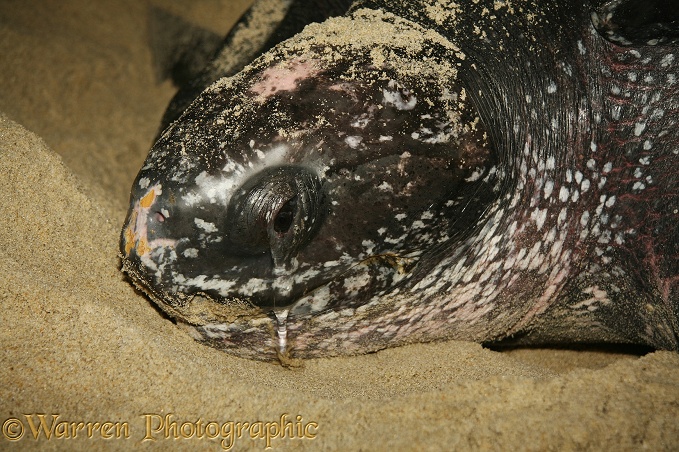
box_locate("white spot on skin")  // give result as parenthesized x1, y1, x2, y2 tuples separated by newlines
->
(343, 273, 372, 297)
(544, 180, 554, 199)
(546, 156, 555, 170)
(384, 234, 407, 245)
(545, 226, 557, 244)
(634, 122, 646, 136)
(596, 195, 607, 216)
(377, 181, 393, 191)
(139, 177, 150, 189)
(558, 207, 568, 224)
(190, 167, 249, 206)
(572, 286, 611, 311)
(547, 81, 557, 93)
(559, 186, 570, 203)
(195, 218, 218, 233)
(362, 240, 376, 254)
(465, 169, 484, 182)
(651, 108, 665, 120)
(173, 274, 236, 296)
(581, 179, 590, 192)
(382, 80, 417, 110)
(597, 228, 612, 244)
(345, 136, 362, 148)
(182, 192, 201, 207)
(532, 208, 547, 231)
(183, 248, 198, 258)
(580, 211, 590, 227)
(660, 54, 675, 67)
(633, 181, 646, 191)
(238, 278, 268, 296)
(351, 117, 370, 128)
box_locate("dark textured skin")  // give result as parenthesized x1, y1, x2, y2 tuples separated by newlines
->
(159, 0, 356, 129)
(120, 0, 678, 361)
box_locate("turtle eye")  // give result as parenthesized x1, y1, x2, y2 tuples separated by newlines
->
(226, 166, 324, 267)
(273, 196, 297, 234)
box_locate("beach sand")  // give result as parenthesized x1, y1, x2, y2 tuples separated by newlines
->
(0, 1, 677, 450)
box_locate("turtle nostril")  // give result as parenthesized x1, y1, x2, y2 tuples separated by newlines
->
(155, 211, 166, 223)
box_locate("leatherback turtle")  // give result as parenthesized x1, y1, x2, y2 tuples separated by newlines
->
(120, 0, 678, 361)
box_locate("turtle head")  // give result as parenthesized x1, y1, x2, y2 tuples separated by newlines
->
(120, 11, 495, 326)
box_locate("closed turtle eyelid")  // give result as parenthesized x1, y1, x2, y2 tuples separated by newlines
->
(272, 196, 297, 234)
(224, 165, 325, 257)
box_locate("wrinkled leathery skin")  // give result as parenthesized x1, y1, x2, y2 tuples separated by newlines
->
(120, 0, 678, 361)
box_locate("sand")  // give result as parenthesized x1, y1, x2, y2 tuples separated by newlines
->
(0, 1, 677, 450)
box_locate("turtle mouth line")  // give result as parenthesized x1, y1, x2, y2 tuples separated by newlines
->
(120, 249, 419, 324)
(121, 255, 272, 325)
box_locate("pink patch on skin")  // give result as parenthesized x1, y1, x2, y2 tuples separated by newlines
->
(328, 82, 351, 91)
(250, 59, 320, 100)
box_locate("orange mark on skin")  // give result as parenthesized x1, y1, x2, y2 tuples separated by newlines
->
(136, 238, 151, 256)
(140, 189, 156, 208)
(250, 59, 320, 100)
(122, 184, 170, 257)
(123, 209, 139, 256)
(124, 226, 136, 255)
